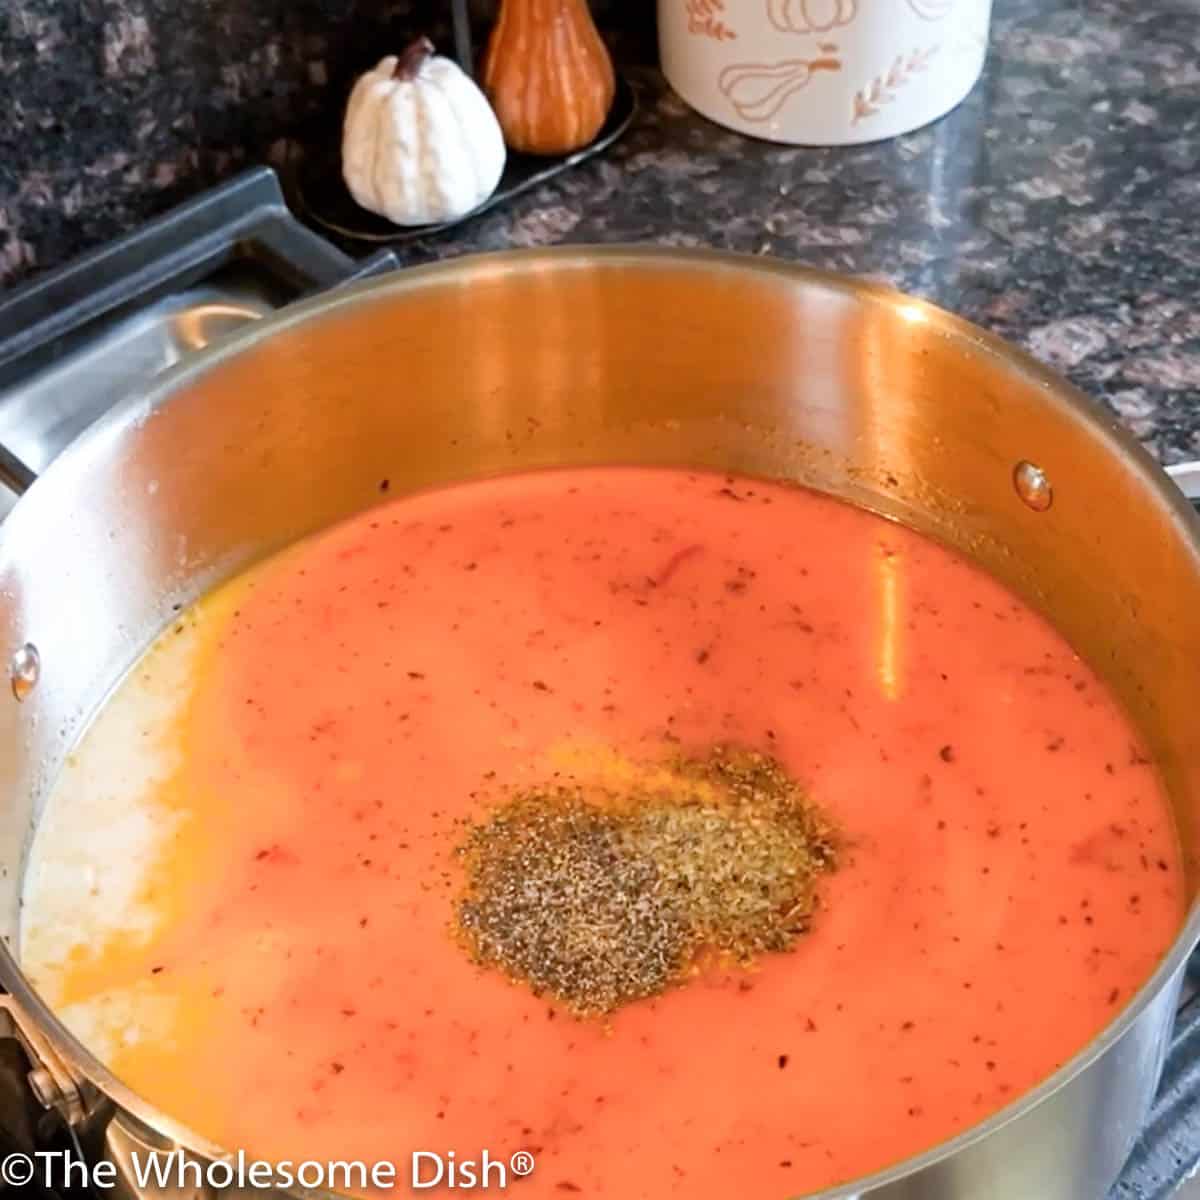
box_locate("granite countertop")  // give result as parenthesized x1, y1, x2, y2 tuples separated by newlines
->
(3, 0, 1199, 461)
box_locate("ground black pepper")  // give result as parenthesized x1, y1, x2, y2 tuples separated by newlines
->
(453, 747, 839, 1015)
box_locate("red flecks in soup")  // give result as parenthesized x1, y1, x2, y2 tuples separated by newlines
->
(23, 467, 1184, 1198)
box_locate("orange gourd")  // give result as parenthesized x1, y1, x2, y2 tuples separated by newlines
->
(481, 0, 615, 156)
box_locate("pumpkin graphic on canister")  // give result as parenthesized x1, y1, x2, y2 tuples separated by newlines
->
(767, 0, 857, 34)
(905, 0, 955, 18)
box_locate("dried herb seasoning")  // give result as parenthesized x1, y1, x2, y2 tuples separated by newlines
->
(453, 746, 839, 1015)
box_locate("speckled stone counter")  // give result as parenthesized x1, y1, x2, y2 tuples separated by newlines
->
(0, 0, 653, 284)
(2, 0, 1198, 459)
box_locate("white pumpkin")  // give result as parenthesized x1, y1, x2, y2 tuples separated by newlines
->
(342, 38, 506, 226)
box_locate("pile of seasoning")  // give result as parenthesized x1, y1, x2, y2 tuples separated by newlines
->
(453, 747, 839, 1016)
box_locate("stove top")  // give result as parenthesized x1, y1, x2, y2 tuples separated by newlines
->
(0, 169, 1196, 1199)
(0, 166, 395, 517)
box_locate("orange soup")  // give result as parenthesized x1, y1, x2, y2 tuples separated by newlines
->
(22, 467, 1185, 1197)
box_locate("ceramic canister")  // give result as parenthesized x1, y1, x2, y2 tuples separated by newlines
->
(657, 0, 993, 145)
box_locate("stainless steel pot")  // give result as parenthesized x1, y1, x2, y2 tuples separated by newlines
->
(0, 248, 1198, 1200)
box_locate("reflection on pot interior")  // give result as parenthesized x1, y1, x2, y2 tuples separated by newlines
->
(20, 466, 1184, 1198)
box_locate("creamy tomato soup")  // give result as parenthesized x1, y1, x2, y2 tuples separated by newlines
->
(22, 467, 1184, 1197)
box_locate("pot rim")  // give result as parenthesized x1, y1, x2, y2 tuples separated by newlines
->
(1, 245, 1197, 1198)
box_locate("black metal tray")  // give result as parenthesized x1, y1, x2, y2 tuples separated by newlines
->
(294, 75, 637, 246)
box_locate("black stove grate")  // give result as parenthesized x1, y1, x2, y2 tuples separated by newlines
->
(1111, 959, 1200, 1196)
(0, 166, 397, 496)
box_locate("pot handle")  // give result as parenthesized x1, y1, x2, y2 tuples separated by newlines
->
(0, 995, 87, 1125)
(0, 447, 34, 498)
